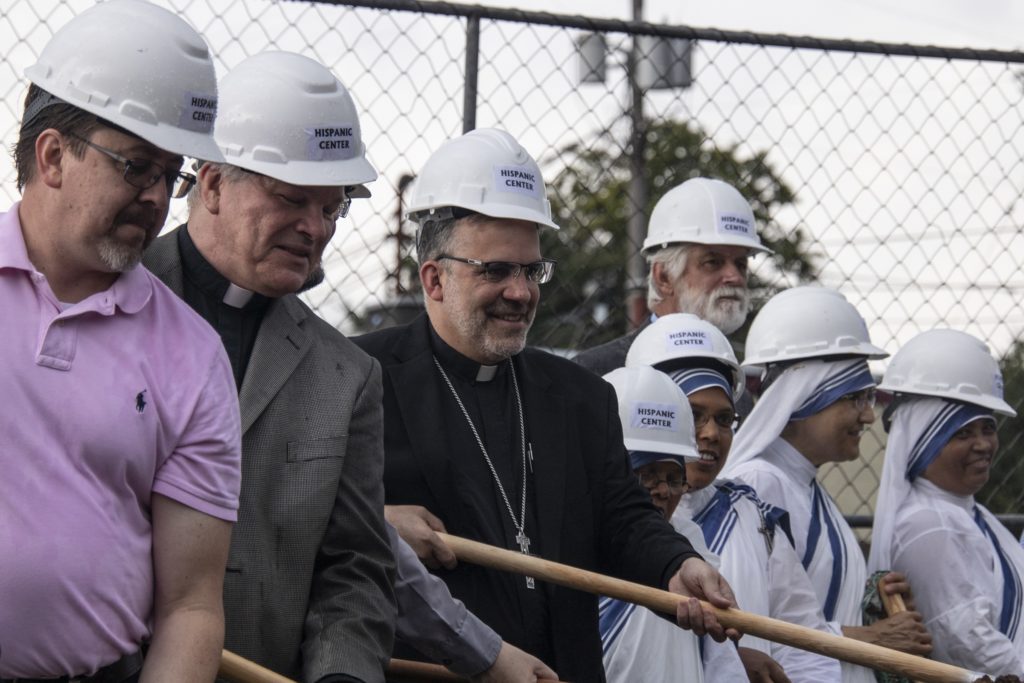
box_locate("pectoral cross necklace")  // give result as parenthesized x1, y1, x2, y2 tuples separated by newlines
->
(434, 356, 535, 589)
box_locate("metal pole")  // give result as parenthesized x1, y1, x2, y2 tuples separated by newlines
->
(625, 0, 648, 330)
(393, 173, 415, 295)
(463, 13, 480, 133)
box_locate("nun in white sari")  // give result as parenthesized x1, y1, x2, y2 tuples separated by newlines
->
(600, 366, 746, 683)
(626, 313, 841, 682)
(869, 329, 1024, 677)
(721, 287, 932, 683)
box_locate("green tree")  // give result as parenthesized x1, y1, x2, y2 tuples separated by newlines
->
(530, 118, 818, 351)
(981, 339, 1024, 514)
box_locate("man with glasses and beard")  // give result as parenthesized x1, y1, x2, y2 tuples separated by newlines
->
(355, 129, 739, 682)
(574, 178, 772, 402)
(0, 2, 241, 681)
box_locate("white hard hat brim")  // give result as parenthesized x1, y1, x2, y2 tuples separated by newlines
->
(408, 200, 559, 230)
(623, 437, 700, 461)
(876, 383, 1017, 417)
(642, 232, 774, 255)
(225, 155, 378, 190)
(743, 341, 889, 368)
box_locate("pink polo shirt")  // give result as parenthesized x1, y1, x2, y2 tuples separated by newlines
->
(0, 204, 242, 678)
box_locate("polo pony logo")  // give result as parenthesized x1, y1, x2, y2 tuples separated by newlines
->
(136, 390, 147, 414)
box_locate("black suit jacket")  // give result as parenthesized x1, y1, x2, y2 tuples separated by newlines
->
(572, 326, 648, 377)
(354, 315, 699, 682)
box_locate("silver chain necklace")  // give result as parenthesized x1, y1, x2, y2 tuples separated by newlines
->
(433, 355, 535, 589)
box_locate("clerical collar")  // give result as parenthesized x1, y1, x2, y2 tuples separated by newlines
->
(177, 226, 271, 311)
(427, 323, 503, 383)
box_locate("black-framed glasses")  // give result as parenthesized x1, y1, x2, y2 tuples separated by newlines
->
(71, 134, 196, 199)
(839, 388, 877, 412)
(637, 471, 687, 494)
(438, 255, 556, 284)
(693, 409, 741, 432)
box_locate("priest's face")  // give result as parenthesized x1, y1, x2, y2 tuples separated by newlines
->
(199, 165, 346, 297)
(428, 216, 542, 364)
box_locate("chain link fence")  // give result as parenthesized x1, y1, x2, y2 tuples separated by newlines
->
(2, 0, 1023, 526)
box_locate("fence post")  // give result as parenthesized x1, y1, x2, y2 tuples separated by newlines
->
(463, 12, 479, 133)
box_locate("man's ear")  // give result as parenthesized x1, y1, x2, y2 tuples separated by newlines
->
(421, 261, 445, 302)
(651, 261, 675, 298)
(34, 129, 65, 189)
(198, 163, 222, 214)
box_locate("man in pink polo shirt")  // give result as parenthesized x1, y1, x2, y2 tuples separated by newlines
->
(0, 2, 241, 681)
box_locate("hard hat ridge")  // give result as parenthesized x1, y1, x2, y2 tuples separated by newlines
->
(25, 0, 221, 160)
(643, 177, 772, 255)
(214, 51, 377, 193)
(406, 128, 559, 230)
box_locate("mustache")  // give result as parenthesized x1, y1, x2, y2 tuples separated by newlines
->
(710, 286, 749, 304)
(114, 205, 160, 233)
(488, 302, 531, 317)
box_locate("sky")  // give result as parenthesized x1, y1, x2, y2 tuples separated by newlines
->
(471, 0, 1024, 52)
(2, 0, 1021, 357)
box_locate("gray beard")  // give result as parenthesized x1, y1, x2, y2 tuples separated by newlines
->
(676, 285, 749, 335)
(96, 239, 143, 272)
(298, 266, 326, 293)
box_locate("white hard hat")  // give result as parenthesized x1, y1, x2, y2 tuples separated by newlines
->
(215, 51, 377, 195)
(743, 286, 888, 367)
(407, 128, 559, 230)
(879, 329, 1015, 416)
(642, 177, 772, 255)
(603, 366, 698, 460)
(625, 313, 744, 402)
(25, 0, 221, 161)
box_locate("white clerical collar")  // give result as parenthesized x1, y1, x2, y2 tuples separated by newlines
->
(476, 364, 498, 382)
(222, 283, 255, 308)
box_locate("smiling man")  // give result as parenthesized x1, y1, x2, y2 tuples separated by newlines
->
(574, 177, 772, 379)
(355, 128, 739, 682)
(0, 2, 241, 681)
(143, 51, 394, 683)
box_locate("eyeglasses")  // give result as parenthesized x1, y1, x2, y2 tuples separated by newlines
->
(72, 134, 196, 199)
(693, 409, 741, 432)
(637, 471, 687, 494)
(839, 388, 877, 412)
(438, 255, 556, 284)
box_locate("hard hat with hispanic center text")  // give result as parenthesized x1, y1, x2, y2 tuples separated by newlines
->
(642, 177, 772, 255)
(743, 286, 888, 368)
(214, 51, 377, 196)
(25, 0, 221, 161)
(406, 128, 559, 230)
(625, 313, 744, 402)
(879, 329, 1015, 416)
(603, 365, 699, 461)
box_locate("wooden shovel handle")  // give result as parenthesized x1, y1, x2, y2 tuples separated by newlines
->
(219, 649, 564, 683)
(878, 577, 923, 683)
(438, 532, 979, 683)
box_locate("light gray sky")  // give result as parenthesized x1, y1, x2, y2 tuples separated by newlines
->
(475, 0, 1024, 52)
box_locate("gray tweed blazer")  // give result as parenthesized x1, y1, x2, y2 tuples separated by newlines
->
(144, 229, 396, 683)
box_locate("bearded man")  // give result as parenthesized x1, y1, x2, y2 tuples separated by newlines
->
(574, 177, 771, 387)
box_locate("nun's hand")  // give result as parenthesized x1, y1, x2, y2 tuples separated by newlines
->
(667, 557, 740, 642)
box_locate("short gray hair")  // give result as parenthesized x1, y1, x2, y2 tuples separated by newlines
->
(645, 244, 690, 308)
(185, 162, 257, 214)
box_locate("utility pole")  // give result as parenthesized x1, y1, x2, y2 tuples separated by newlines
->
(388, 173, 416, 295)
(626, 0, 649, 329)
